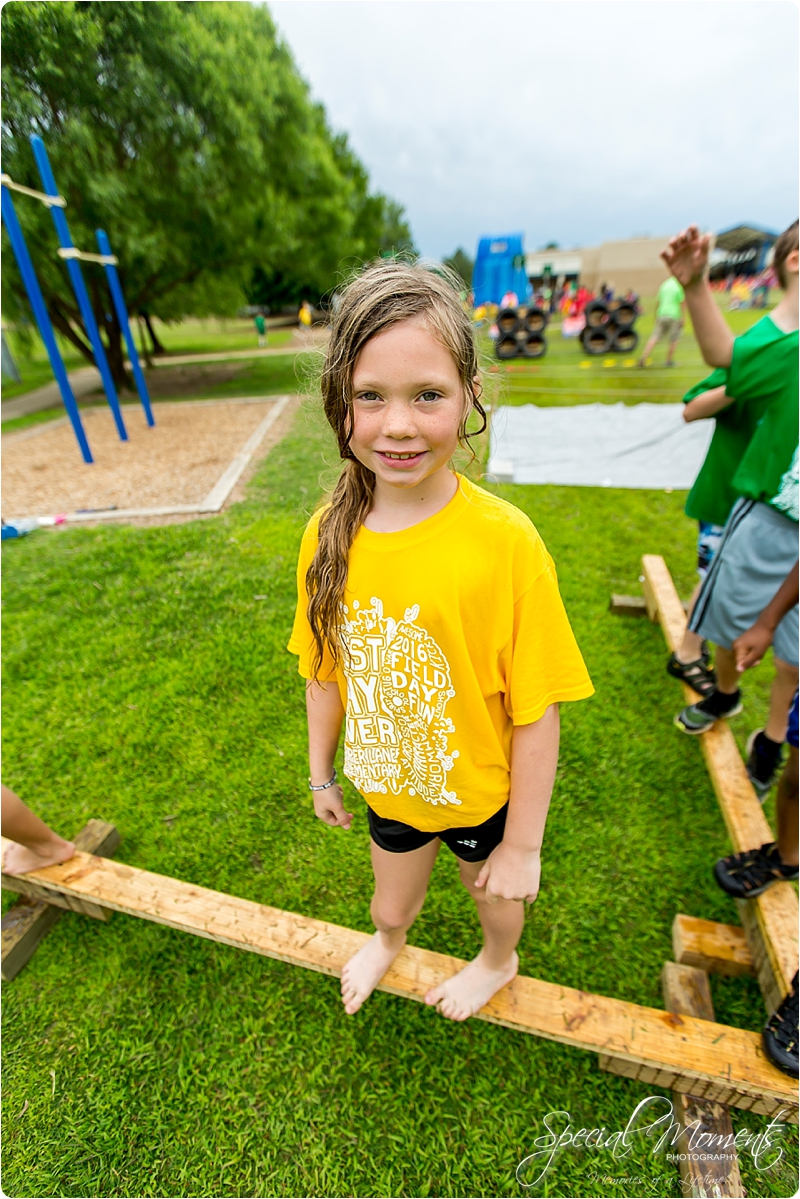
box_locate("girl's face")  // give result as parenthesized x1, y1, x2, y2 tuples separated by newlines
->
(349, 319, 469, 491)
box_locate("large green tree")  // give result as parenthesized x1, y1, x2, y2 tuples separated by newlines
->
(1, 1, 415, 384)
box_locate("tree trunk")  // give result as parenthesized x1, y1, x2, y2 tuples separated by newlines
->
(141, 312, 166, 355)
(136, 315, 154, 368)
(102, 311, 133, 392)
(47, 299, 94, 363)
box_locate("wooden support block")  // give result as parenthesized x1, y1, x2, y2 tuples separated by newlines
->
(610, 594, 648, 616)
(2, 820, 120, 980)
(661, 962, 745, 1199)
(641, 554, 798, 1012)
(610, 594, 690, 618)
(672, 914, 754, 978)
(0, 839, 795, 1120)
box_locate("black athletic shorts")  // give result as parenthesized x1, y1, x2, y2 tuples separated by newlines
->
(367, 802, 508, 863)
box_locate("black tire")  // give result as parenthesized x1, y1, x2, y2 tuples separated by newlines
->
(612, 302, 637, 329)
(496, 334, 520, 360)
(497, 307, 520, 335)
(522, 307, 548, 333)
(584, 300, 609, 328)
(582, 326, 613, 355)
(521, 331, 547, 359)
(612, 327, 639, 354)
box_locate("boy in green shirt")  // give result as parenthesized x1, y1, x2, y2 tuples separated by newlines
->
(668, 331, 787, 695)
(662, 220, 799, 797)
(637, 275, 685, 367)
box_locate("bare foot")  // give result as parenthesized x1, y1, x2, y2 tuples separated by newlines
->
(425, 949, 518, 1021)
(340, 931, 406, 1015)
(3, 838, 75, 876)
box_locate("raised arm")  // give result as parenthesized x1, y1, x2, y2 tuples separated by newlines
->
(683, 384, 733, 423)
(306, 679, 353, 829)
(661, 225, 734, 368)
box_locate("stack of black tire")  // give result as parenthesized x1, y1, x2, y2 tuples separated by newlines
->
(494, 306, 548, 360)
(580, 299, 638, 356)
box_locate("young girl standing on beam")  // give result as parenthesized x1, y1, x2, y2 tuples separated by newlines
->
(289, 262, 593, 1020)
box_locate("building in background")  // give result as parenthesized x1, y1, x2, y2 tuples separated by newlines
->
(708, 224, 778, 281)
(526, 236, 682, 296)
(480, 223, 775, 300)
(472, 234, 530, 305)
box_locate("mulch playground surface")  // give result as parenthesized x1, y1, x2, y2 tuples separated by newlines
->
(2, 398, 278, 518)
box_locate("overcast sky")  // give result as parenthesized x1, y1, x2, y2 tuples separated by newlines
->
(268, 1, 798, 260)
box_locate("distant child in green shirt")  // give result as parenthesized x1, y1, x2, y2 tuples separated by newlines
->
(637, 275, 685, 367)
(662, 220, 799, 798)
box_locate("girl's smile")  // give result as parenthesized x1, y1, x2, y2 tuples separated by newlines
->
(350, 318, 468, 497)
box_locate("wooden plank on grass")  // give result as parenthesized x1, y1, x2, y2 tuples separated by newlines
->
(610, 594, 648, 616)
(0, 839, 795, 1120)
(661, 962, 745, 1199)
(672, 914, 754, 978)
(2, 820, 120, 980)
(641, 554, 798, 1012)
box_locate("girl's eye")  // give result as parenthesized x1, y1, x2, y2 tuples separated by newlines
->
(418, 391, 441, 403)
(356, 392, 382, 403)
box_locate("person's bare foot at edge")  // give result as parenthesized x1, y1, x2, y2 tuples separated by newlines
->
(424, 949, 519, 1021)
(3, 838, 75, 876)
(340, 930, 406, 1015)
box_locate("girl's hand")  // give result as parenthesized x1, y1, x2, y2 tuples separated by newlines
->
(312, 784, 354, 830)
(661, 224, 711, 287)
(474, 842, 541, 904)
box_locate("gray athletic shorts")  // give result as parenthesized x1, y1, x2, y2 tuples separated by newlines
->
(689, 498, 798, 667)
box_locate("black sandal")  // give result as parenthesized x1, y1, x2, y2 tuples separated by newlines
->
(666, 652, 717, 697)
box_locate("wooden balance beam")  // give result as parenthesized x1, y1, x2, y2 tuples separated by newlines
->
(641, 554, 799, 1015)
(2, 840, 795, 1121)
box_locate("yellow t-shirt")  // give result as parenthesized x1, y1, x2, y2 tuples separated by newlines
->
(288, 474, 594, 833)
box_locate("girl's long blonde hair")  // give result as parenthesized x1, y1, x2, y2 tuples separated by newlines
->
(306, 259, 486, 677)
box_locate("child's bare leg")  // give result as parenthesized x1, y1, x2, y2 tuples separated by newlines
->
(2, 785, 75, 876)
(714, 646, 740, 694)
(676, 582, 705, 663)
(425, 857, 522, 1021)
(341, 837, 439, 1015)
(765, 657, 799, 744)
(638, 331, 658, 365)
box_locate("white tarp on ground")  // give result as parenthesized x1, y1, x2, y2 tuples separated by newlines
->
(488, 402, 714, 489)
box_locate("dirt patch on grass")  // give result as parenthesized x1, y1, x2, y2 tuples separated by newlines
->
(2, 398, 286, 518)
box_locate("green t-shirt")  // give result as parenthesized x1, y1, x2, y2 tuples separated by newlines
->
(727, 316, 799, 511)
(683, 316, 798, 525)
(686, 318, 796, 525)
(682, 367, 768, 526)
(657, 277, 684, 320)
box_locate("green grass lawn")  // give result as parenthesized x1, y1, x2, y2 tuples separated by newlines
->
(1, 319, 297, 403)
(2, 398, 797, 1198)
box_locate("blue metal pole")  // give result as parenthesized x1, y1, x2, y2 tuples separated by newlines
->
(30, 135, 128, 441)
(95, 228, 155, 427)
(1, 185, 93, 464)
